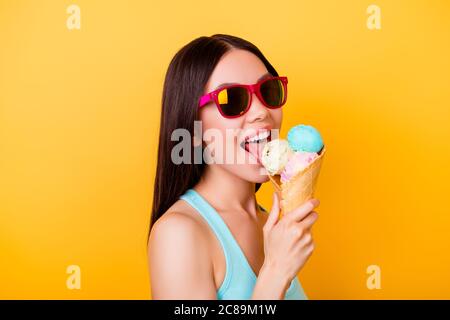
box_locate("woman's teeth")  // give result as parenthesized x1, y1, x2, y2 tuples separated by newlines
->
(241, 131, 271, 152)
(246, 131, 271, 143)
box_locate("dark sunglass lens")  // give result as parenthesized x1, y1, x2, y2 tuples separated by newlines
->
(217, 87, 249, 117)
(260, 78, 286, 107)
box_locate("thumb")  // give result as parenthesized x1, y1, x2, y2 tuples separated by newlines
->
(265, 193, 280, 229)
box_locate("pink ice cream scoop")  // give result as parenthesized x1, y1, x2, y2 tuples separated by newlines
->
(280, 151, 319, 183)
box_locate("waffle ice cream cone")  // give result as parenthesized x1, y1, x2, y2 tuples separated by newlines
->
(268, 147, 326, 217)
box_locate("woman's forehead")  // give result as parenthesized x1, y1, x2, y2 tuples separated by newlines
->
(205, 49, 269, 92)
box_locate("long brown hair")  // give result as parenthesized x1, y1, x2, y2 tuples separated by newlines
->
(149, 34, 279, 234)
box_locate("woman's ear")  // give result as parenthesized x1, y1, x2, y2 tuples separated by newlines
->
(193, 119, 203, 148)
(192, 135, 202, 148)
(192, 135, 209, 164)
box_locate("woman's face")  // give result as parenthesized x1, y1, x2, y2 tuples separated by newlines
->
(199, 49, 283, 183)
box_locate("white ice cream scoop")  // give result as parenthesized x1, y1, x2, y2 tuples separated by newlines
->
(261, 139, 293, 175)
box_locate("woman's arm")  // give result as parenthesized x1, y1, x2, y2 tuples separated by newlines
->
(251, 262, 290, 299)
(252, 205, 291, 299)
(148, 212, 217, 299)
(252, 194, 319, 300)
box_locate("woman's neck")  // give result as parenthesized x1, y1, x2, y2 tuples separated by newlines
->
(194, 165, 258, 217)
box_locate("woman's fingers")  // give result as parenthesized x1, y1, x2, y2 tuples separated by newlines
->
(264, 193, 280, 231)
(285, 199, 320, 222)
(300, 211, 319, 229)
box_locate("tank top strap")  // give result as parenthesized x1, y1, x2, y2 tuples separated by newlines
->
(180, 189, 238, 252)
(179, 189, 256, 284)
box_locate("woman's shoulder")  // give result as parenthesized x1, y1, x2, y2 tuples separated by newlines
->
(147, 200, 217, 299)
(148, 199, 212, 253)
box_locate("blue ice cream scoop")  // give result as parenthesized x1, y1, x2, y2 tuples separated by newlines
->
(287, 124, 324, 153)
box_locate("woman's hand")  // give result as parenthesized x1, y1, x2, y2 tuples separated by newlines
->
(252, 194, 319, 299)
(262, 193, 319, 284)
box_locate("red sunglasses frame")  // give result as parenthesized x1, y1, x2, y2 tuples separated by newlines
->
(198, 76, 288, 119)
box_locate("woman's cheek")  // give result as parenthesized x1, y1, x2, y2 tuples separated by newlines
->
(271, 109, 283, 128)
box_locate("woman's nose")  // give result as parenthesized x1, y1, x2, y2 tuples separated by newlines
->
(245, 93, 269, 123)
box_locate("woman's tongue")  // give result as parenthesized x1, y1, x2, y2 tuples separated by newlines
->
(246, 141, 266, 164)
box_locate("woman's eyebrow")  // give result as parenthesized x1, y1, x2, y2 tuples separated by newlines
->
(214, 72, 272, 91)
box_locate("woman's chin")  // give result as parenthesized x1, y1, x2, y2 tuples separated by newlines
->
(254, 174, 270, 184)
(246, 164, 271, 183)
(222, 162, 270, 184)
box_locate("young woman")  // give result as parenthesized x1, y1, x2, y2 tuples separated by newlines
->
(147, 34, 319, 299)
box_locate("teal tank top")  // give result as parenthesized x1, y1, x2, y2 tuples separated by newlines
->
(179, 188, 308, 300)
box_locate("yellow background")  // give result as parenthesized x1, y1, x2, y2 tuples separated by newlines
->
(1, 0, 449, 299)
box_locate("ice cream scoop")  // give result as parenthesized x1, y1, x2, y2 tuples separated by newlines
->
(261, 139, 293, 175)
(280, 151, 319, 183)
(287, 125, 323, 153)
(263, 123, 326, 217)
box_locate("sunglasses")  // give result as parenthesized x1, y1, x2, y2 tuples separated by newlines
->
(198, 76, 288, 118)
